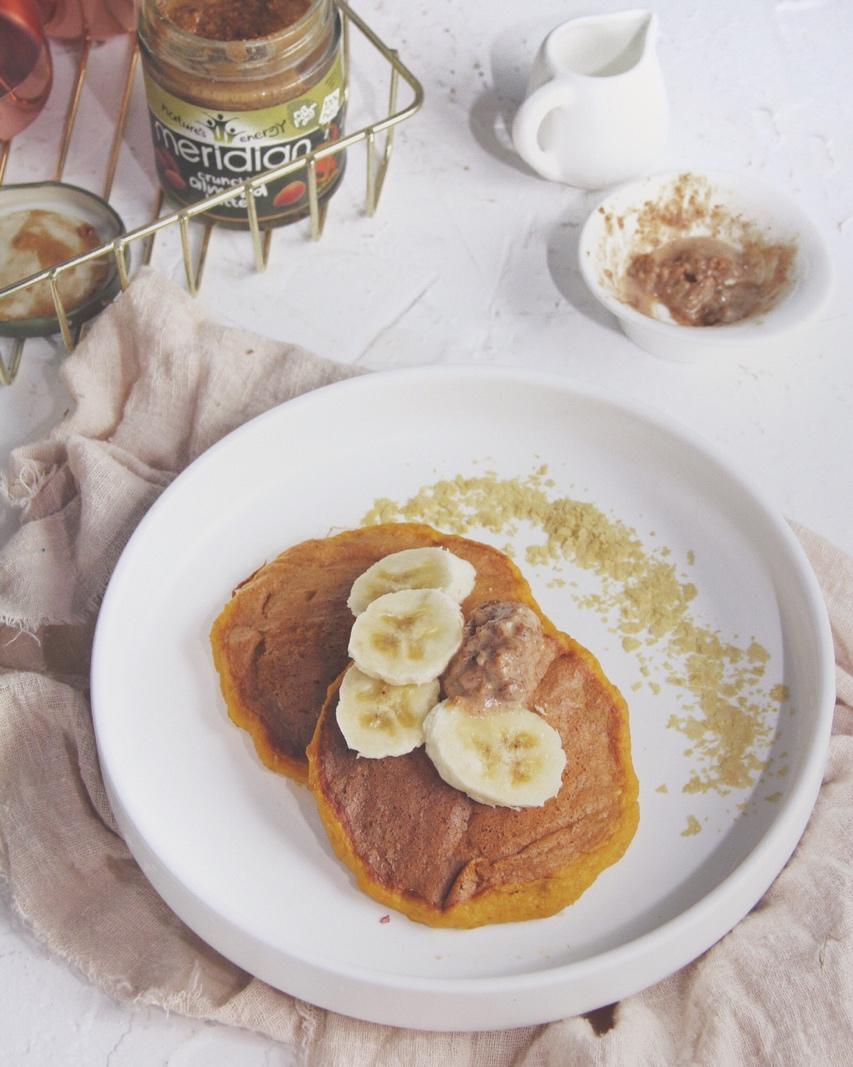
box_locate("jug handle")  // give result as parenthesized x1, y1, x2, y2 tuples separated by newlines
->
(511, 80, 575, 182)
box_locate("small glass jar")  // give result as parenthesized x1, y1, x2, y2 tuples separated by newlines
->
(138, 0, 347, 228)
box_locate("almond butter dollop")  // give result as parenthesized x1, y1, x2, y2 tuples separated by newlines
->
(623, 235, 794, 327)
(443, 600, 546, 706)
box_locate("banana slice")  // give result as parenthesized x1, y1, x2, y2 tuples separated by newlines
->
(423, 698, 566, 808)
(336, 665, 440, 758)
(348, 547, 476, 616)
(349, 588, 464, 685)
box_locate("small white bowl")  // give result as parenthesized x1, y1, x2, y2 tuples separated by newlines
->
(578, 170, 833, 362)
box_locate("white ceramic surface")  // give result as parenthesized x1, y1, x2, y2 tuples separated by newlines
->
(512, 10, 668, 188)
(578, 170, 834, 362)
(91, 366, 834, 1032)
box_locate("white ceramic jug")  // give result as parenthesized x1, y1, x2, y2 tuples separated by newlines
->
(512, 9, 668, 189)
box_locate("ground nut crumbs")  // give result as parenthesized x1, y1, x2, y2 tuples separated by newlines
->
(362, 466, 789, 798)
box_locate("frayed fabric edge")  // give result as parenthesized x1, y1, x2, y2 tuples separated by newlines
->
(0, 612, 89, 635)
(0, 461, 58, 509)
(0, 622, 43, 647)
(0, 573, 109, 633)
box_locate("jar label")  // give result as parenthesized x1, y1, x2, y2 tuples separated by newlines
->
(143, 48, 346, 224)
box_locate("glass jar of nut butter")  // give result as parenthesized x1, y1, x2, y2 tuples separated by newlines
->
(138, 0, 346, 227)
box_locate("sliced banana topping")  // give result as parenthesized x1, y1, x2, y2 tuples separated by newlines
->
(336, 665, 440, 758)
(347, 547, 476, 616)
(423, 698, 566, 808)
(349, 588, 465, 685)
(341, 552, 566, 808)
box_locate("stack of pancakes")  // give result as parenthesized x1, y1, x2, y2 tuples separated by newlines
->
(211, 522, 639, 928)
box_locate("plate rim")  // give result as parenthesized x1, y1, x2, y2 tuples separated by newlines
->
(91, 365, 835, 1026)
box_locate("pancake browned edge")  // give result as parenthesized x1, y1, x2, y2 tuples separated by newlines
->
(210, 523, 539, 782)
(308, 527, 638, 928)
(212, 521, 639, 927)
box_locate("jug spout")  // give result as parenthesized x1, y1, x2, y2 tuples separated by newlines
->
(549, 9, 657, 79)
(613, 9, 658, 69)
(512, 7, 668, 188)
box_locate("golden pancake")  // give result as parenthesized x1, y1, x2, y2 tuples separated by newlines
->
(212, 522, 639, 927)
(309, 557, 638, 926)
(210, 523, 541, 781)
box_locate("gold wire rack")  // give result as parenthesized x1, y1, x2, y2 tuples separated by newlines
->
(0, 1, 423, 386)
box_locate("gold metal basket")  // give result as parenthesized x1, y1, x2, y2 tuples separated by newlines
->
(0, 1, 423, 386)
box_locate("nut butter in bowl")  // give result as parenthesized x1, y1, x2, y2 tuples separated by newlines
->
(578, 171, 833, 363)
(138, 0, 347, 227)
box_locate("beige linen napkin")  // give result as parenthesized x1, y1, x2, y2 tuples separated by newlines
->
(1, 269, 851, 1065)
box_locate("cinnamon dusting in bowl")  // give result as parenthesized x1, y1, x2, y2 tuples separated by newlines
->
(597, 173, 797, 327)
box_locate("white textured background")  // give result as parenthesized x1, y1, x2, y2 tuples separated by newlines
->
(1, 0, 852, 1062)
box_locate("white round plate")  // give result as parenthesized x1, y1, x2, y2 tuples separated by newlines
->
(91, 367, 834, 1032)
